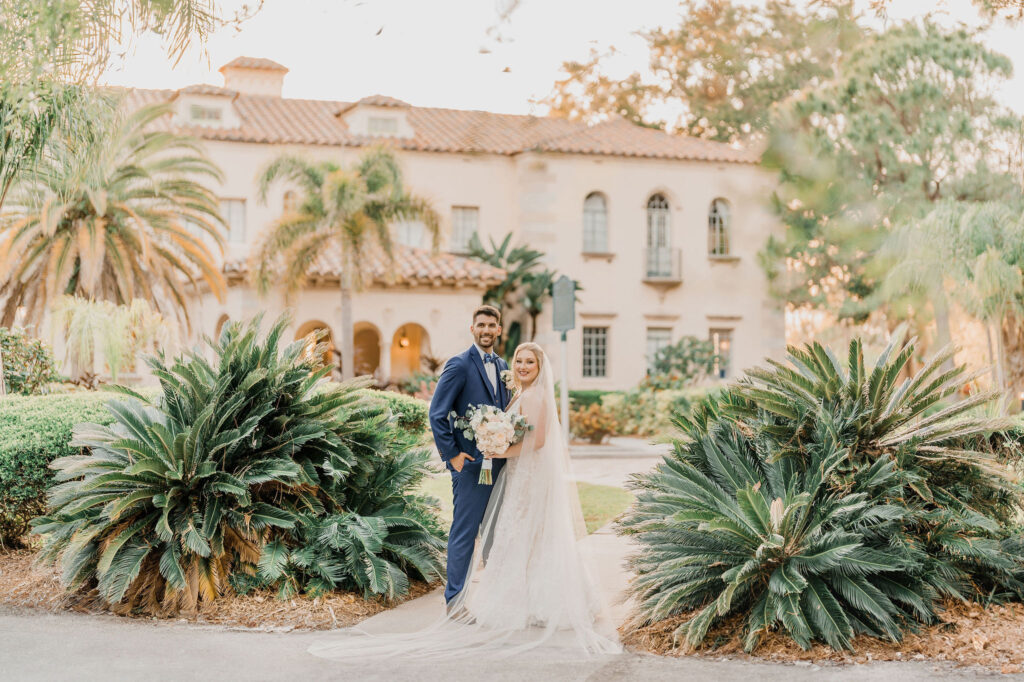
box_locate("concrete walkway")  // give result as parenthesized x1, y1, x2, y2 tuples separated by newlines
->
(0, 438, 1005, 680)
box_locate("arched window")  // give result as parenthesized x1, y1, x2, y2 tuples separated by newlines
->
(582, 192, 608, 253)
(283, 190, 298, 214)
(708, 198, 730, 256)
(646, 194, 672, 277)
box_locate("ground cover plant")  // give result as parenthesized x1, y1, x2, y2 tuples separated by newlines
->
(32, 317, 443, 614)
(621, 337, 1024, 652)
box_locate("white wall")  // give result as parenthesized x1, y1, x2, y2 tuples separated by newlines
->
(191, 138, 784, 389)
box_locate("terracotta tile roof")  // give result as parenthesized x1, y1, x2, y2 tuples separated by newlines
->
(220, 56, 288, 72)
(533, 117, 760, 164)
(224, 243, 506, 289)
(118, 88, 757, 163)
(175, 84, 237, 97)
(355, 94, 410, 108)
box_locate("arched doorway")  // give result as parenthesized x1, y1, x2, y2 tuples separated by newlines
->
(390, 323, 429, 382)
(353, 322, 382, 378)
(295, 320, 336, 371)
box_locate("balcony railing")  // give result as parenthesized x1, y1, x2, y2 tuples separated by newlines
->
(644, 247, 683, 284)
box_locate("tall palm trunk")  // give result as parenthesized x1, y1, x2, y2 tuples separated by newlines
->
(340, 275, 355, 380)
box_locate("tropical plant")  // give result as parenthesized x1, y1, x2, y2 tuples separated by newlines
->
(50, 296, 177, 383)
(240, 509, 444, 600)
(621, 336, 1024, 652)
(253, 147, 440, 380)
(34, 317, 443, 614)
(0, 326, 59, 395)
(468, 232, 576, 353)
(0, 102, 227, 327)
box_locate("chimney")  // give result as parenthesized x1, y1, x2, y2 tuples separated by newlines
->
(218, 57, 288, 97)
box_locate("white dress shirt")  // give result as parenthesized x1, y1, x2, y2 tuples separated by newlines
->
(474, 344, 498, 394)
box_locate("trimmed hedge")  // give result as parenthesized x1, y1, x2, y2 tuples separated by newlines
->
(0, 388, 430, 546)
(0, 392, 115, 544)
(376, 390, 429, 433)
(569, 389, 620, 409)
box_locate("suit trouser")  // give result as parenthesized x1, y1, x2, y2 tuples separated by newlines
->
(444, 463, 502, 603)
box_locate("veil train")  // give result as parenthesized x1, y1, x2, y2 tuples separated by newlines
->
(307, 348, 621, 661)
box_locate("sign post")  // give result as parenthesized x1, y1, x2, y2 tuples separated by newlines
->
(551, 275, 576, 445)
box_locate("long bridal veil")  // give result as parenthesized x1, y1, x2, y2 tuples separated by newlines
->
(308, 349, 621, 661)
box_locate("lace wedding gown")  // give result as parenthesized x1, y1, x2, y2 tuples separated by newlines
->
(308, 352, 621, 660)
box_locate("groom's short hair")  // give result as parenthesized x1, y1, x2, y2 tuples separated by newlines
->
(473, 304, 501, 323)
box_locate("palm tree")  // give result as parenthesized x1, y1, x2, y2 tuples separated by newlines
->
(880, 205, 961, 369)
(0, 101, 226, 328)
(253, 147, 440, 379)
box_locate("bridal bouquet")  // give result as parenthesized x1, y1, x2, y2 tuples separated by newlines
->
(450, 405, 532, 484)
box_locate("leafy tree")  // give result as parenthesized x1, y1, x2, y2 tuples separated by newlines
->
(253, 147, 440, 380)
(621, 337, 1024, 652)
(542, 0, 862, 143)
(762, 20, 1021, 320)
(0, 102, 226, 328)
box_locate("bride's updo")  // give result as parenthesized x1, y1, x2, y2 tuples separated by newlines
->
(510, 342, 544, 394)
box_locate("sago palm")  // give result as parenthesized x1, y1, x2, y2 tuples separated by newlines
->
(621, 337, 1024, 652)
(253, 147, 440, 379)
(34, 317, 442, 613)
(0, 101, 226, 328)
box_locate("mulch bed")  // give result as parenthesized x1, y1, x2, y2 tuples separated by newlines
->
(621, 601, 1024, 674)
(0, 547, 432, 631)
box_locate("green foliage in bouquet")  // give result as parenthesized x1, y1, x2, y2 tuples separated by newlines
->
(621, 337, 1024, 652)
(0, 326, 60, 395)
(33, 317, 443, 614)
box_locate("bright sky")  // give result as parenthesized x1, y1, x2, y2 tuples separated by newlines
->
(99, 0, 1024, 116)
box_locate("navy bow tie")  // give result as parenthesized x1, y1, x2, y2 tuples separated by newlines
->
(483, 353, 497, 364)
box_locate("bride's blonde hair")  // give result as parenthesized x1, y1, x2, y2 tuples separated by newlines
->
(510, 342, 544, 395)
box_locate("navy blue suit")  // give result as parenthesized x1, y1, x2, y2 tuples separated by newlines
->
(429, 345, 509, 603)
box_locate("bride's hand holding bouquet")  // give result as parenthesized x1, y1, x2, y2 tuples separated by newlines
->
(450, 404, 532, 484)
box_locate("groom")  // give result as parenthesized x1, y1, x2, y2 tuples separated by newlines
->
(429, 304, 510, 605)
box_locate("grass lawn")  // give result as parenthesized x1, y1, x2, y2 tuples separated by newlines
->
(416, 475, 633, 534)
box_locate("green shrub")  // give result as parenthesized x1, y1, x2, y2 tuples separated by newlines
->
(569, 389, 618, 409)
(374, 390, 430, 434)
(621, 338, 1024, 652)
(0, 392, 115, 545)
(648, 336, 717, 388)
(604, 386, 718, 438)
(0, 327, 60, 395)
(34, 318, 443, 614)
(570, 403, 619, 444)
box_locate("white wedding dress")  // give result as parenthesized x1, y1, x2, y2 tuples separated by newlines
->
(308, 353, 621, 660)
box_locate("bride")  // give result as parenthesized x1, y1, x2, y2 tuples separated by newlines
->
(308, 342, 621, 660)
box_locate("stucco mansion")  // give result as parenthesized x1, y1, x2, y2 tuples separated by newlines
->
(126, 57, 785, 390)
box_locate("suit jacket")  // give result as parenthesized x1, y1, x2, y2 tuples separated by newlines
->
(429, 346, 510, 472)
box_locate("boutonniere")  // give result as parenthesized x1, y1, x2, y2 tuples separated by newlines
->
(500, 369, 515, 390)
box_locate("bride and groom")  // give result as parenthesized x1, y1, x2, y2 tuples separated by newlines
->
(309, 305, 620, 659)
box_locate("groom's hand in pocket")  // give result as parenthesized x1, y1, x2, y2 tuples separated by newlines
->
(451, 452, 474, 473)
